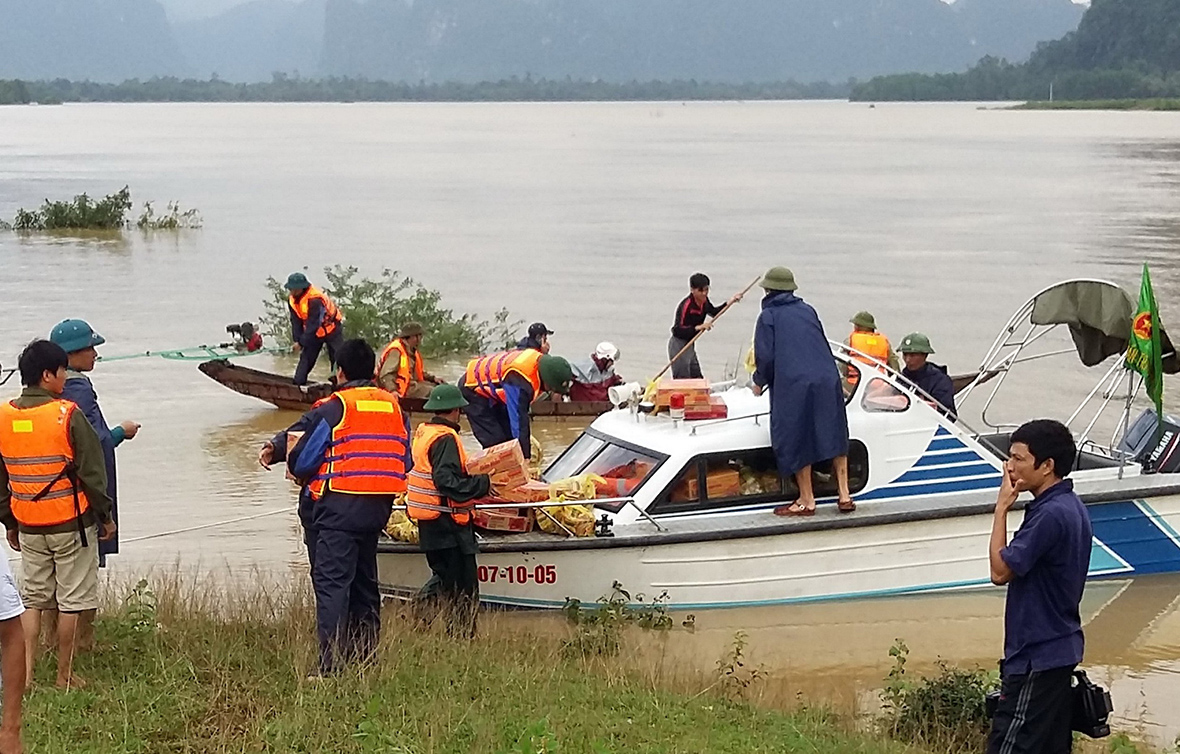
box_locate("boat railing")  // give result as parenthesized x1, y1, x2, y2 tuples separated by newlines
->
(390, 496, 664, 535)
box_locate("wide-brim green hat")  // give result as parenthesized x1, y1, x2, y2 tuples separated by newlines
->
(850, 311, 877, 329)
(423, 383, 468, 412)
(50, 319, 105, 354)
(898, 332, 935, 355)
(538, 354, 573, 394)
(399, 321, 425, 338)
(284, 272, 311, 291)
(760, 266, 797, 292)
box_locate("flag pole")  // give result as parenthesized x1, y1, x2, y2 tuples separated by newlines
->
(1119, 372, 1135, 480)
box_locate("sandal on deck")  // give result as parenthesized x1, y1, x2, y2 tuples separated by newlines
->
(837, 498, 857, 513)
(774, 502, 815, 517)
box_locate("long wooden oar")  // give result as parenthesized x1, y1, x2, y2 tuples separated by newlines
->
(648, 275, 762, 391)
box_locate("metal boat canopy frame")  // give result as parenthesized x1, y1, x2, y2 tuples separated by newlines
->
(957, 278, 1177, 457)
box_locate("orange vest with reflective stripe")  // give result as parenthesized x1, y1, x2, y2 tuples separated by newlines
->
(377, 338, 425, 398)
(463, 350, 543, 404)
(405, 423, 472, 524)
(289, 285, 342, 340)
(307, 387, 408, 500)
(848, 331, 892, 386)
(0, 399, 91, 527)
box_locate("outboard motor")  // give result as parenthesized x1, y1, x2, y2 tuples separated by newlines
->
(1118, 408, 1180, 473)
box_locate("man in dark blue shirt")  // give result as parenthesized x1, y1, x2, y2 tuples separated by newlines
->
(897, 332, 956, 418)
(987, 419, 1093, 754)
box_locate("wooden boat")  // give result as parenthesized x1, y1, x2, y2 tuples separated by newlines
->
(198, 359, 612, 416)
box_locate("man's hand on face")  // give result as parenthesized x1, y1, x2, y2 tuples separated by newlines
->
(996, 465, 1022, 512)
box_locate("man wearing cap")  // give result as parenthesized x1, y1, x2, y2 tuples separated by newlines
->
(460, 350, 573, 459)
(899, 333, 956, 417)
(377, 322, 443, 400)
(285, 272, 345, 386)
(50, 320, 140, 572)
(751, 267, 855, 516)
(517, 323, 553, 354)
(569, 342, 624, 403)
(842, 311, 899, 387)
(405, 384, 500, 635)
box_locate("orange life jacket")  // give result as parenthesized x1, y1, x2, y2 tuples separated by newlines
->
(377, 338, 425, 398)
(0, 399, 91, 528)
(463, 349, 543, 404)
(405, 422, 473, 524)
(307, 387, 408, 500)
(847, 330, 892, 387)
(289, 285, 342, 340)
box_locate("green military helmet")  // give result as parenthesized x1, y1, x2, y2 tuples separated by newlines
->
(850, 311, 877, 330)
(538, 354, 574, 394)
(898, 332, 935, 355)
(50, 319, 106, 354)
(284, 272, 311, 291)
(423, 383, 468, 412)
(759, 266, 797, 293)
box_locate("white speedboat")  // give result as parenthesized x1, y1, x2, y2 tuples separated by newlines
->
(377, 279, 1180, 609)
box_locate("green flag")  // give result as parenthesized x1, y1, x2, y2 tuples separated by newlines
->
(1124, 263, 1165, 422)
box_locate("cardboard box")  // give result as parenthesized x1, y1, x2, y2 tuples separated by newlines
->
(676, 468, 743, 501)
(654, 378, 712, 409)
(686, 395, 728, 421)
(467, 440, 530, 491)
(473, 506, 534, 533)
(492, 480, 552, 504)
(284, 431, 304, 483)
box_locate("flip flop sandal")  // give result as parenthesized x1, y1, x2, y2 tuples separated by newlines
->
(837, 499, 857, 513)
(774, 502, 816, 517)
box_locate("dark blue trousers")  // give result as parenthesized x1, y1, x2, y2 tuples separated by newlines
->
(313, 528, 381, 675)
(293, 329, 344, 386)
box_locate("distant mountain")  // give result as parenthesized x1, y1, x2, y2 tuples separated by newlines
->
(0, 0, 185, 81)
(174, 0, 326, 82)
(1028, 0, 1180, 73)
(321, 0, 1086, 84)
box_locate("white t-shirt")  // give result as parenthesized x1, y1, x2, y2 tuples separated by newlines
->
(0, 549, 25, 622)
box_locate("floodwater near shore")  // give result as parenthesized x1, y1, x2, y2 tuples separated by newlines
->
(3, 101, 1180, 744)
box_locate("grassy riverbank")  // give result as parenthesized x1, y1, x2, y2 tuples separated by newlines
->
(1014, 98, 1180, 110)
(19, 575, 1156, 753)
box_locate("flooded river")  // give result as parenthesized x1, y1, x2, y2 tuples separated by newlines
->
(2, 101, 1180, 742)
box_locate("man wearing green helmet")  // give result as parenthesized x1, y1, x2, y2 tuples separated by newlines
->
(898, 333, 956, 417)
(459, 349, 572, 459)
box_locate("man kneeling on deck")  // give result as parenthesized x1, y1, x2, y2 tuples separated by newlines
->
(406, 384, 505, 636)
(282, 339, 408, 677)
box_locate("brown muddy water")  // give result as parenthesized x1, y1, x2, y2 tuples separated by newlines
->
(2, 101, 1180, 743)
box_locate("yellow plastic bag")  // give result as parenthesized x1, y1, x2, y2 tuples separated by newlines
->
(547, 473, 605, 502)
(529, 436, 545, 479)
(536, 474, 603, 537)
(384, 508, 419, 545)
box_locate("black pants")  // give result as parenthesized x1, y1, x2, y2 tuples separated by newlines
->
(987, 664, 1075, 754)
(293, 329, 344, 386)
(313, 528, 381, 674)
(667, 336, 703, 379)
(422, 546, 479, 637)
(460, 386, 512, 449)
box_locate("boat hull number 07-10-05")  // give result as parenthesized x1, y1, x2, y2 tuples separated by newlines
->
(477, 564, 558, 584)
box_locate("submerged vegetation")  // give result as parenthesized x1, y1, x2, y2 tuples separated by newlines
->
(261, 265, 521, 358)
(0, 75, 850, 105)
(4, 186, 202, 231)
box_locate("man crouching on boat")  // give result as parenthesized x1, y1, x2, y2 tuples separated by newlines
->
(406, 384, 506, 636)
(987, 419, 1092, 753)
(258, 339, 407, 678)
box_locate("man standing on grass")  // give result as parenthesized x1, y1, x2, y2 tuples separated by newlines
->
(988, 419, 1092, 753)
(0, 340, 116, 691)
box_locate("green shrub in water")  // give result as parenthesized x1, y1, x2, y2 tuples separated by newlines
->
(9, 186, 201, 230)
(880, 639, 998, 753)
(261, 265, 522, 359)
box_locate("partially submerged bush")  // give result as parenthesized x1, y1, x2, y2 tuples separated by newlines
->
(261, 265, 521, 358)
(880, 639, 998, 753)
(9, 186, 201, 230)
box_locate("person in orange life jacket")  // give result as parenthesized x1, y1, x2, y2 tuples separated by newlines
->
(897, 332, 956, 418)
(376, 322, 444, 399)
(406, 384, 510, 635)
(668, 273, 743, 380)
(569, 342, 624, 403)
(286, 272, 345, 386)
(840, 311, 899, 387)
(0, 340, 115, 691)
(516, 322, 553, 354)
(459, 351, 573, 458)
(257, 338, 407, 676)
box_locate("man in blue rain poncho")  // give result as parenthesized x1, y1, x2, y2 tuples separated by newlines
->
(751, 267, 855, 517)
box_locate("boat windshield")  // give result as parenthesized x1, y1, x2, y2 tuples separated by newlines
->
(543, 432, 663, 497)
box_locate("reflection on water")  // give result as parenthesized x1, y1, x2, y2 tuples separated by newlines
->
(4, 102, 1180, 741)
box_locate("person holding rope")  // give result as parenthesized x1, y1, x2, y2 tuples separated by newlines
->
(0, 340, 116, 690)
